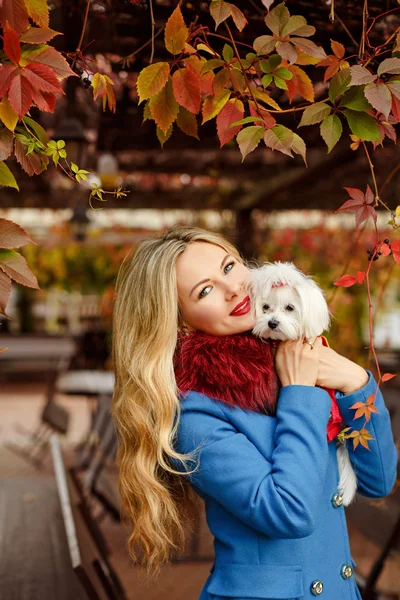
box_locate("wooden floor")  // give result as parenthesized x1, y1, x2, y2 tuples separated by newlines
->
(0, 381, 399, 600)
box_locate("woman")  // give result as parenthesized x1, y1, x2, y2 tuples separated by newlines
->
(112, 225, 398, 600)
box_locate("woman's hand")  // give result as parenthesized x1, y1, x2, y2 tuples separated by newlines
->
(275, 338, 321, 387)
(316, 345, 369, 395)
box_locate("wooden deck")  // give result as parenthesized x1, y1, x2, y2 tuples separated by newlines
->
(0, 381, 399, 600)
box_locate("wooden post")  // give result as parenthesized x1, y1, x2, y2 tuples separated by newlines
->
(235, 208, 257, 261)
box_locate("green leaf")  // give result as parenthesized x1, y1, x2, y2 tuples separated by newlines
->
(265, 2, 290, 37)
(263, 124, 294, 157)
(273, 75, 288, 90)
(59, 149, 67, 159)
(339, 86, 372, 111)
(56, 140, 65, 149)
(22, 116, 48, 145)
(26, 143, 35, 155)
(71, 163, 79, 173)
(275, 67, 293, 80)
(329, 69, 351, 102)
(292, 132, 307, 165)
(246, 52, 257, 62)
(230, 116, 266, 127)
(320, 114, 342, 153)
(298, 102, 331, 127)
(0, 162, 19, 190)
(253, 35, 276, 55)
(343, 109, 381, 142)
(262, 74, 273, 87)
(236, 125, 265, 160)
(201, 59, 225, 74)
(223, 44, 234, 62)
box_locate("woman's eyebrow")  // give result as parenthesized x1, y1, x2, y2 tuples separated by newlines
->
(188, 254, 233, 297)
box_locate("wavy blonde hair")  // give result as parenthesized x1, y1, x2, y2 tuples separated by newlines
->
(112, 225, 242, 577)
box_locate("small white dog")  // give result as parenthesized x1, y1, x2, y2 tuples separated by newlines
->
(247, 261, 357, 506)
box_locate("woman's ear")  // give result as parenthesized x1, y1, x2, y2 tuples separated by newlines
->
(294, 280, 331, 338)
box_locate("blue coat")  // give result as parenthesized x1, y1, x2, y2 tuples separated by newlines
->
(174, 370, 398, 600)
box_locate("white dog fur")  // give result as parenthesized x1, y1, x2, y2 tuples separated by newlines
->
(246, 261, 357, 506)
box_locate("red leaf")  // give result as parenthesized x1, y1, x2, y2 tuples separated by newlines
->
(8, 72, 33, 117)
(356, 271, 365, 284)
(0, 64, 17, 98)
(0, 218, 34, 248)
(171, 66, 201, 114)
(392, 95, 400, 121)
(249, 101, 276, 129)
(0, 0, 29, 35)
(216, 98, 244, 147)
(31, 88, 56, 112)
(334, 275, 357, 288)
(0, 128, 14, 161)
(0, 269, 11, 318)
(26, 47, 77, 80)
(335, 198, 362, 213)
(391, 240, 400, 264)
(343, 186, 365, 203)
(14, 137, 44, 175)
(19, 26, 61, 44)
(382, 373, 396, 382)
(381, 242, 391, 256)
(4, 22, 21, 64)
(365, 184, 374, 204)
(24, 62, 63, 94)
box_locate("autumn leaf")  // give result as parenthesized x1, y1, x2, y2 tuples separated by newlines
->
(24, 0, 50, 28)
(236, 125, 264, 160)
(364, 82, 392, 119)
(382, 373, 396, 382)
(172, 66, 202, 114)
(19, 26, 61, 44)
(216, 98, 244, 147)
(0, 269, 12, 318)
(381, 242, 391, 256)
(164, 5, 188, 54)
(4, 22, 21, 65)
(136, 62, 170, 103)
(0, 249, 40, 289)
(298, 102, 331, 127)
(286, 65, 314, 102)
(335, 185, 377, 228)
(377, 58, 400, 76)
(156, 124, 173, 148)
(329, 69, 351, 102)
(0, 129, 14, 161)
(0, 96, 19, 131)
(356, 271, 365, 284)
(0, 65, 18, 98)
(23, 47, 77, 80)
(347, 428, 374, 450)
(226, 3, 247, 32)
(334, 274, 357, 288)
(176, 106, 199, 139)
(24, 62, 63, 94)
(253, 35, 276, 55)
(0, 0, 29, 35)
(349, 65, 376, 86)
(318, 40, 348, 82)
(263, 124, 294, 157)
(202, 89, 231, 124)
(149, 77, 179, 133)
(31, 89, 56, 112)
(8, 72, 34, 117)
(265, 2, 290, 36)
(391, 239, 400, 264)
(0, 162, 19, 190)
(14, 137, 45, 175)
(0, 217, 34, 248)
(350, 394, 379, 422)
(210, 0, 232, 30)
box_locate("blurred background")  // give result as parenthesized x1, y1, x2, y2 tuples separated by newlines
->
(0, 0, 399, 599)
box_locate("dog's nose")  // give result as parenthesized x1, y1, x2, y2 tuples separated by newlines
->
(268, 319, 279, 329)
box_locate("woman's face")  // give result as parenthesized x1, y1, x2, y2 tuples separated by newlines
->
(176, 241, 255, 336)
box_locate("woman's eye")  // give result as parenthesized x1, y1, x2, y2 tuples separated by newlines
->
(224, 261, 235, 273)
(262, 304, 270, 312)
(198, 286, 212, 299)
(285, 305, 294, 311)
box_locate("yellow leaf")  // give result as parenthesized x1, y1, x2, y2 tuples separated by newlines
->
(149, 77, 179, 134)
(287, 65, 314, 102)
(395, 205, 400, 217)
(165, 5, 188, 55)
(92, 73, 107, 101)
(0, 97, 19, 131)
(136, 62, 170, 104)
(157, 124, 173, 147)
(196, 43, 220, 57)
(251, 88, 282, 111)
(295, 51, 320, 66)
(202, 89, 231, 124)
(24, 0, 50, 28)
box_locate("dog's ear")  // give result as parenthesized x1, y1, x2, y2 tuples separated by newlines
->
(294, 279, 331, 338)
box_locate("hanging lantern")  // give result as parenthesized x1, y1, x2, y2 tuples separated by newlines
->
(97, 153, 121, 190)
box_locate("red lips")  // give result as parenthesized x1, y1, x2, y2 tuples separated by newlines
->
(230, 296, 251, 316)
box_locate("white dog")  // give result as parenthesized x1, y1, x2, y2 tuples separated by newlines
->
(247, 261, 357, 506)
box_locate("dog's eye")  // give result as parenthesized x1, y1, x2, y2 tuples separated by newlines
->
(262, 304, 270, 313)
(285, 305, 295, 311)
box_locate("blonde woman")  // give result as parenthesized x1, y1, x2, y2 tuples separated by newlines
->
(112, 226, 397, 600)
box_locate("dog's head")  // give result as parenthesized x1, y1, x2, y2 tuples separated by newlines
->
(246, 262, 331, 340)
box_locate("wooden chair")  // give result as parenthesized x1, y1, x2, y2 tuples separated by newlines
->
(51, 434, 127, 600)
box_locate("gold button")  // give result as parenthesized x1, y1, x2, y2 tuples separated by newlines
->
(341, 564, 353, 579)
(311, 580, 324, 595)
(332, 493, 343, 507)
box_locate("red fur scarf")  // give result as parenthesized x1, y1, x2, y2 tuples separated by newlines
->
(174, 331, 343, 442)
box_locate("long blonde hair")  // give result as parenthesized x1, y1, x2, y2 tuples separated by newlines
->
(112, 225, 242, 577)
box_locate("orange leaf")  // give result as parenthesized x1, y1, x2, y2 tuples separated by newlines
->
(334, 274, 357, 288)
(176, 106, 199, 139)
(0, 269, 11, 318)
(286, 65, 314, 103)
(172, 66, 202, 114)
(19, 26, 61, 44)
(227, 3, 248, 32)
(31, 89, 56, 112)
(92, 73, 107, 101)
(24, 0, 49, 28)
(164, 5, 188, 55)
(381, 242, 391, 256)
(216, 98, 244, 147)
(356, 271, 365, 284)
(25, 47, 77, 80)
(149, 77, 179, 134)
(0, 0, 29, 35)
(0, 249, 41, 290)
(382, 373, 397, 382)
(8, 72, 34, 117)
(0, 218, 34, 248)
(24, 62, 63, 93)
(4, 22, 21, 65)
(391, 240, 400, 264)
(331, 40, 345, 59)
